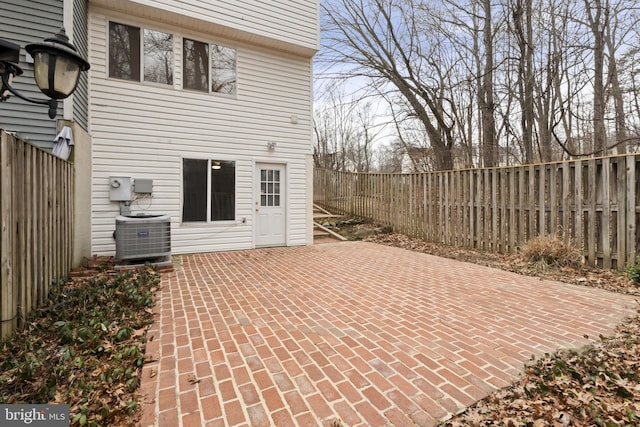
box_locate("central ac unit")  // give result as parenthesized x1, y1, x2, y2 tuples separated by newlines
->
(115, 214, 171, 262)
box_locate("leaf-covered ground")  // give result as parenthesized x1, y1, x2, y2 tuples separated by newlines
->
(0, 264, 159, 426)
(440, 313, 640, 426)
(363, 231, 640, 426)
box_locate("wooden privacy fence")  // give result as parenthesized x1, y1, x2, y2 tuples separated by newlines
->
(1, 130, 74, 338)
(314, 154, 640, 270)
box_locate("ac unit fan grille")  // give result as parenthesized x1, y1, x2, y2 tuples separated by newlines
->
(115, 215, 171, 261)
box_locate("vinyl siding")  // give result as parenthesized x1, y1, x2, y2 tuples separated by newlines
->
(90, 0, 319, 54)
(89, 8, 313, 255)
(0, 0, 63, 148)
(72, 0, 89, 130)
(136, 0, 318, 49)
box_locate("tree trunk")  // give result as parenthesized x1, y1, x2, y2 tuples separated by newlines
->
(481, 0, 497, 167)
(606, 24, 626, 154)
(586, 0, 608, 155)
(513, 0, 534, 163)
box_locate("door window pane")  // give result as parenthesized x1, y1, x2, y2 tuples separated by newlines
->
(260, 168, 281, 207)
(144, 29, 173, 84)
(183, 38, 209, 92)
(109, 22, 141, 81)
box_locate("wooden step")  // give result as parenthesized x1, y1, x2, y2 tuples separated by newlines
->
(313, 222, 348, 241)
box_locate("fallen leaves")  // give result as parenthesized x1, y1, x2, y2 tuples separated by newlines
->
(0, 262, 160, 426)
(442, 315, 640, 425)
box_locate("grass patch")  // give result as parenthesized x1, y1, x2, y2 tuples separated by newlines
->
(0, 267, 159, 426)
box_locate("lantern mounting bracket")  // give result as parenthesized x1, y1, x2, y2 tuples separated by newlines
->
(0, 62, 58, 118)
(0, 28, 90, 119)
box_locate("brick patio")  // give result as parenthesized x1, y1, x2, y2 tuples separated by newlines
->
(138, 242, 637, 426)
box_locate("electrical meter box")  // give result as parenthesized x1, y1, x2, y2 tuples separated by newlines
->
(109, 177, 132, 201)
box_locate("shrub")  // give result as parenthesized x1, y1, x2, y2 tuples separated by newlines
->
(626, 259, 640, 284)
(521, 235, 581, 268)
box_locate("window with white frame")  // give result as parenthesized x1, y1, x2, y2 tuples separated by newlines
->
(182, 159, 236, 222)
(108, 21, 236, 95)
(183, 38, 236, 95)
(109, 22, 174, 85)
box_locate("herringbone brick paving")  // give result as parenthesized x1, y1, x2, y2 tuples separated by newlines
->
(139, 242, 637, 426)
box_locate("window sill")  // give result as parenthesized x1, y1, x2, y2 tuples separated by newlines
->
(180, 220, 239, 227)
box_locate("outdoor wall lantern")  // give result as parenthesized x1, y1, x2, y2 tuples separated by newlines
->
(0, 28, 90, 119)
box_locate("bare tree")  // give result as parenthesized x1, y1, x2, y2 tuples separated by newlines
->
(321, 0, 459, 170)
(510, 0, 535, 162)
(313, 85, 384, 172)
(479, 0, 498, 167)
(315, 0, 640, 169)
(585, 0, 609, 155)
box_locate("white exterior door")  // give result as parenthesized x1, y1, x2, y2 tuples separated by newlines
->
(255, 163, 286, 247)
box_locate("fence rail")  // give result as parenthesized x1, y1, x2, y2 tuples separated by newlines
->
(1, 130, 74, 338)
(314, 154, 640, 270)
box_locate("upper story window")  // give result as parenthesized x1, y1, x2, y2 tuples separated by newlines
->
(183, 38, 236, 95)
(108, 21, 236, 95)
(109, 22, 174, 85)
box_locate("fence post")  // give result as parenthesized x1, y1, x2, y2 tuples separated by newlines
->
(1, 132, 16, 338)
(626, 156, 637, 266)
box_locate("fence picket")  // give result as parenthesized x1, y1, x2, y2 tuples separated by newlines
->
(508, 168, 516, 252)
(615, 158, 625, 269)
(518, 167, 525, 246)
(475, 170, 482, 249)
(626, 156, 637, 266)
(549, 165, 557, 235)
(561, 163, 570, 242)
(602, 158, 611, 269)
(1, 132, 15, 337)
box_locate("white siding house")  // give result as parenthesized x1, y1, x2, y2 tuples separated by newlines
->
(87, 0, 318, 256)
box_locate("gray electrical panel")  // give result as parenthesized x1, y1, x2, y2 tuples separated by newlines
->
(134, 179, 153, 194)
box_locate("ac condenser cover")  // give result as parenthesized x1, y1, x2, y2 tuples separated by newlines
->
(115, 214, 171, 261)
